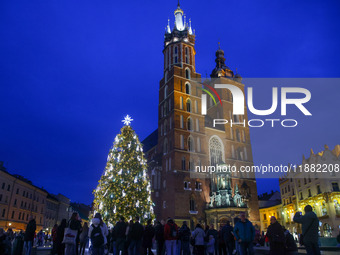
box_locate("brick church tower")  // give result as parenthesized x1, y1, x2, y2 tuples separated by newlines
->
(142, 2, 260, 229)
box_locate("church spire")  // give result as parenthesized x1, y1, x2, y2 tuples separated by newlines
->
(174, 0, 185, 31)
(166, 19, 171, 34)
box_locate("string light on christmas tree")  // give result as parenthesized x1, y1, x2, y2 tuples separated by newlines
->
(93, 116, 154, 224)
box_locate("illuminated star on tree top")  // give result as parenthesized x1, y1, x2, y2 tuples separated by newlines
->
(122, 115, 133, 126)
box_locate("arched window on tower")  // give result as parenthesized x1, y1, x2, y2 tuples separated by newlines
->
(185, 68, 191, 79)
(181, 156, 186, 170)
(188, 136, 194, 152)
(186, 99, 192, 112)
(164, 85, 168, 99)
(165, 71, 168, 83)
(187, 117, 193, 131)
(180, 96, 183, 109)
(185, 47, 189, 64)
(236, 129, 241, 142)
(164, 119, 167, 135)
(163, 138, 168, 155)
(174, 46, 178, 63)
(163, 101, 168, 116)
(197, 137, 201, 152)
(185, 83, 191, 94)
(209, 136, 224, 166)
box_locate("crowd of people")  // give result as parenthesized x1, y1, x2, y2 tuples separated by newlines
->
(0, 205, 336, 255)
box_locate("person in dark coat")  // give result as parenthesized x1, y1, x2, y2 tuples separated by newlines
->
(52, 224, 59, 255)
(129, 216, 144, 255)
(12, 230, 25, 255)
(293, 205, 320, 255)
(154, 220, 165, 255)
(282, 227, 298, 255)
(178, 221, 191, 255)
(79, 222, 89, 255)
(24, 216, 36, 255)
(218, 226, 225, 255)
(222, 221, 234, 255)
(0, 228, 11, 255)
(206, 224, 218, 255)
(143, 219, 155, 255)
(65, 213, 82, 255)
(115, 216, 127, 255)
(56, 219, 67, 255)
(266, 216, 285, 255)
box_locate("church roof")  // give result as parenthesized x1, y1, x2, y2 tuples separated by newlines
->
(141, 129, 158, 153)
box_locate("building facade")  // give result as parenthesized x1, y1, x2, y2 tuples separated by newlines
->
(0, 162, 72, 232)
(0, 164, 47, 231)
(143, 2, 260, 229)
(259, 145, 340, 237)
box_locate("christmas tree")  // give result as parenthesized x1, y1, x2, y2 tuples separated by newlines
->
(93, 115, 154, 224)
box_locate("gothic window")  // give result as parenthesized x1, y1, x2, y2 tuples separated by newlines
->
(185, 68, 190, 79)
(164, 120, 167, 135)
(163, 101, 168, 116)
(209, 136, 224, 165)
(186, 99, 191, 112)
(243, 147, 248, 161)
(187, 117, 193, 131)
(190, 198, 196, 211)
(231, 145, 235, 158)
(189, 159, 194, 171)
(188, 136, 194, 152)
(180, 135, 184, 149)
(174, 46, 178, 63)
(242, 130, 246, 142)
(184, 181, 189, 190)
(185, 47, 189, 64)
(180, 96, 183, 109)
(164, 85, 168, 98)
(180, 115, 184, 128)
(181, 157, 186, 170)
(165, 71, 168, 83)
(236, 129, 241, 142)
(185, 83, 191, 94)
(163, 138, 168, 155)
(196, 119, 199, 131)
(195, 100, 198, 113)
(197, 137, 201, 152)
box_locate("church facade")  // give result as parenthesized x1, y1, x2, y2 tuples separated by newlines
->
(142, 2, 260, 229)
